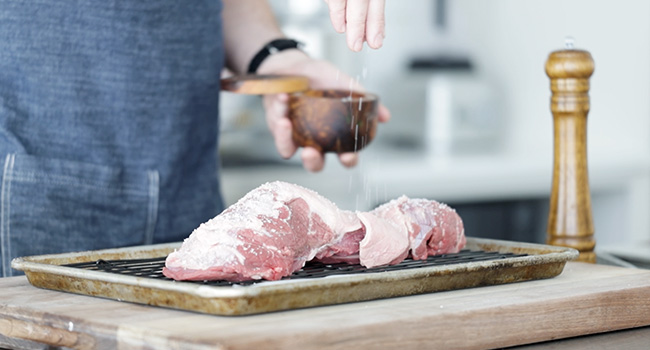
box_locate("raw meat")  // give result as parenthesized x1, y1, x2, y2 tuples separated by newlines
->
(317, 196, 466, 267)
(163, 181, 465, 282)
(357, 211, 410, 267)
(163, 181, 361, 282)
(374, 196, 466, 260)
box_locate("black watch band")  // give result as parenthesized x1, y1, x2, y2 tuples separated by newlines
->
(247, 39, 303, 74)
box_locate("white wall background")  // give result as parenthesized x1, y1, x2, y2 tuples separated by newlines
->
(355, 0, 650, 160)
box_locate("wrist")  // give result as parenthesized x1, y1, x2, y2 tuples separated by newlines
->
(248, 39, 310, 75)
(256, 49, 311, 75)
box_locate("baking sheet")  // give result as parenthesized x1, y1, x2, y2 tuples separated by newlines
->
(11, 237, 578, 316)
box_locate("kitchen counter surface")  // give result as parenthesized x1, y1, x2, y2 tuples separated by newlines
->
(1, 262, 650, 350)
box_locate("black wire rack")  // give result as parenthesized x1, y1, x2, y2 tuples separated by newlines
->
(64, 249, 527, 287)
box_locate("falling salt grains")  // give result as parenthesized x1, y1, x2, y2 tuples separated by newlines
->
(375, 184, 380, 206)
(364, 173, 371, 203)
(362, 176, 369, 203)
(362, 66, 368, 79)
(358, 97, 363, 111)
(354, 124, 359, 152)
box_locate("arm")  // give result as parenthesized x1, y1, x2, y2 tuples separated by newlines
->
(221, 0, 322, 171)
(222, 0, 304, 75)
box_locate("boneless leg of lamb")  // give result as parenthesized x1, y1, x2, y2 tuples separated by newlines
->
(163, 181, 465, 282)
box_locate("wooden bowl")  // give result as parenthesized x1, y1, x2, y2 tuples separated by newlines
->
(221, 75, 309, 94)
(288, 89, 379, 153)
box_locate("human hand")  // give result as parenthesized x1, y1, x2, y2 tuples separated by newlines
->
(258, 51, 390, 172)
(323, 0, 386, 52)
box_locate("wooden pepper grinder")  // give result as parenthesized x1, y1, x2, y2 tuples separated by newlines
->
(545, 39, 596, 263)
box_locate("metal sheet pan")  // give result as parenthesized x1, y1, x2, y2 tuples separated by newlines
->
(11, 237, 578, 316)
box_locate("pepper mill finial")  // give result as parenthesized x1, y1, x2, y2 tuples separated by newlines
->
(545, 46, 596, 263)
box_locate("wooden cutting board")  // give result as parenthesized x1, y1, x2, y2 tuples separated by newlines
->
(1, 262, 650, 350)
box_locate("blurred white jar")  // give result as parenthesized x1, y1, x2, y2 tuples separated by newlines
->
(424, 63, 502, 157)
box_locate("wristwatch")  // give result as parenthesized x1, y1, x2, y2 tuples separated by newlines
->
(247, 39, 303, 74)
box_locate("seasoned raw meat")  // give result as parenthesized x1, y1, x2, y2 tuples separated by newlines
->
(373, 196, 466, 260)
(313, 226, 365, 264)
(163, 181, 361, 281)
(317, 196, 466, 267)
(163, 181, 465, 282)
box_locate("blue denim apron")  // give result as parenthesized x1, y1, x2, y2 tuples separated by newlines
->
(0, 1, 225, 276)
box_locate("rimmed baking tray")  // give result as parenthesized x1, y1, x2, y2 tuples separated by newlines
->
(11, 237, 578, 316)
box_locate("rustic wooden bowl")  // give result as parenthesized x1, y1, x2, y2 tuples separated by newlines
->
(288, 89, 379, 153)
